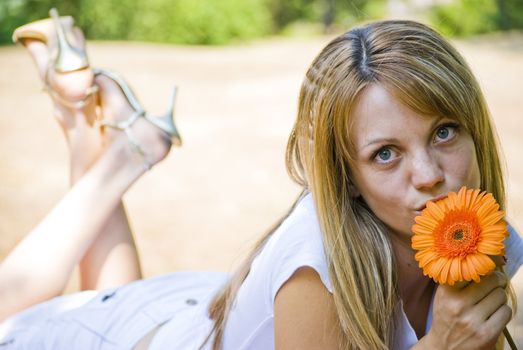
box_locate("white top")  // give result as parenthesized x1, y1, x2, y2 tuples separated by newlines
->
(1, 192, 522, 349)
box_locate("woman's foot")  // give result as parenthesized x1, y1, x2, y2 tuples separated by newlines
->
(15, 15, 103, 182)
(15, 10, 179, 177)
(13, 13, 96, 123)
(94, 73, 174, 171)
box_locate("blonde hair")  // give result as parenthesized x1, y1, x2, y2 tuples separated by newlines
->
(205, 20, 512, 349)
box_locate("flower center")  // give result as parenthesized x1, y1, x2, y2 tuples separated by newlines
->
(453, 229, 464, 240)
(433, 209, 481, 258)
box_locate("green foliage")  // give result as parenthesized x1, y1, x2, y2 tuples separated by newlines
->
(269, 0, 387, 35)
(0, 0, 272, 45)
(266, 0, 317, 29)
(0, 0, 85, 43)
(334, 0, 386, 27)
(503, 0, 523, 29)
(430, 0, 523, 36)
(0, 0, 32, 43)
(128, 0, 272, 45)
(76, 0, 140, 40)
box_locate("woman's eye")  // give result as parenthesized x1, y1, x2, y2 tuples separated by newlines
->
(434, 123, 458, 142)
(437, 127, 449, 139)
(373, 147, 396, 163)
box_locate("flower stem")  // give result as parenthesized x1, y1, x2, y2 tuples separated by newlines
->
(504, 327, 518, 350)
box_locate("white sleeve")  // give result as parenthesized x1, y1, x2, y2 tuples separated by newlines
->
(266, 194, 333, 306)
(269, 232, 333, 304)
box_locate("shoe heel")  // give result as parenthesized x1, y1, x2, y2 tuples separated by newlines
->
(50, 8, 89, 73)
(146, 86, 182, 147)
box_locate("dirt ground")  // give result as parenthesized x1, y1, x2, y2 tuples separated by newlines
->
(1, 33, 522, 345)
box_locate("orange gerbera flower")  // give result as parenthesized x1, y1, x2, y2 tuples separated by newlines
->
(411, 187, 508, 285)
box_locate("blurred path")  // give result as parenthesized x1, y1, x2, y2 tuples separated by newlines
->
(1, 34, 522, 345)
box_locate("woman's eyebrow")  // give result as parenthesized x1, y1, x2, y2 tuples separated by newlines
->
(361, 117, 448, 151)
(429, 116, 445, 129)
(362, 137, 399, 150)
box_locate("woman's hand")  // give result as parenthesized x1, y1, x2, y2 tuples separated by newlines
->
(415, 271, 511, 350)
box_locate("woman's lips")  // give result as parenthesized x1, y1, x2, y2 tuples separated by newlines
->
(415, 194, 449, 213)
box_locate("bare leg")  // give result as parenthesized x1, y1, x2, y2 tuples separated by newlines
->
(23, 31, 142, 290)
(0, 78, 172, 321)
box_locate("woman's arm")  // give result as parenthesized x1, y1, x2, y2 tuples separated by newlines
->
(274, 266, 342, 350)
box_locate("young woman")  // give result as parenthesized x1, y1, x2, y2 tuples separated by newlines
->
(0, 9, 522, 350)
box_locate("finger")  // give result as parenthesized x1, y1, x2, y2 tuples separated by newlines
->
(462, 271, 507, 305)
(480, 304, 512, 341)
(475, 287, 507, 321)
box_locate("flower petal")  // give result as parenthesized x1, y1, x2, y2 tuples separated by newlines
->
(439, 258, 453, 285)
(425, 257, 447, 282)
(412, 224, 434, 236)
(448, 258, 462, 286)
(469, 253, 496, 277)
(477, 240, 504, 255)
(479, 211, 505, 227)
(412, 235, 434, 250)
(414, 215, 439, 229)
(447, 191, 459, 211)
(463, 255, 480, 282)
(476, 194, 498, 219)
(415, 249, 439, 267)
(426, 201, 445, 221)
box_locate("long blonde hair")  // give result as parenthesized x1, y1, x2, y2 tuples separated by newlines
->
(205, 20, 510, 349)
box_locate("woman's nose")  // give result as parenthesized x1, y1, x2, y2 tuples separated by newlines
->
(410, 151, 444, 190)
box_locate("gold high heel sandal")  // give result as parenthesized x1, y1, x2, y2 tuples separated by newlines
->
(12, 8, 97, 109)
(94, 68, 182, 170)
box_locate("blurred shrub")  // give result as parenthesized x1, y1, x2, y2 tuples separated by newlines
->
(334, 0, 386, 28)
(267, 0, 317, 29)
(136, 0, 271, 44)
(77, 0, 140, 40)
(0, 0, 83, 43)
(0, 0, 385, 45)
(503, 0, 523, 29)
(430, 0, 523, 36)
(270, 0, 386, 35)
(1, 0, 271, 45)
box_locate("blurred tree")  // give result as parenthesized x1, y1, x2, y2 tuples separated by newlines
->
(129, 0, 272, 44)
(76, 0, 140, 39)
(333, 0, 386, 31)
(1, 0, 388, 45)
(505, 0, 523, 29)
(0, 0, 30, 43)
(1, 0, 84, 44)
(323, 0, 336, 33)
(497, 0, 509, 30)
(266, 0, 317, 30)
(431, 0, 523, 36)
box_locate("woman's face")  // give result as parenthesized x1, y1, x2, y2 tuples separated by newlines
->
(349, 84, 481, 240)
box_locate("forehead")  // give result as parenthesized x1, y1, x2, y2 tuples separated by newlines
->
(351, 84, 438, 151)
